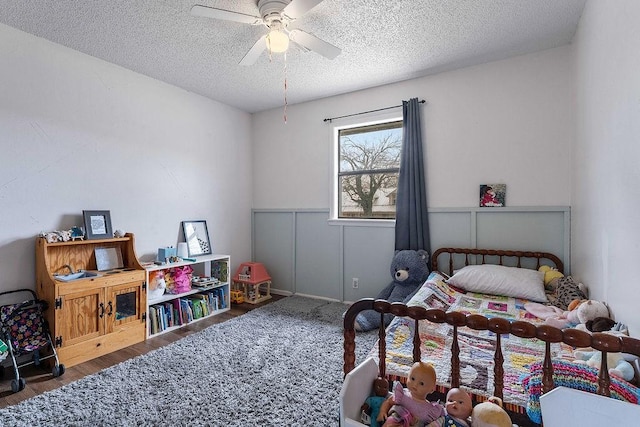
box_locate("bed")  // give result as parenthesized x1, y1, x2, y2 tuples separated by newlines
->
(341, 248, 640, 426)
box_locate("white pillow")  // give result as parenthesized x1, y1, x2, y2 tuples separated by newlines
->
(447, 264, 547, 302)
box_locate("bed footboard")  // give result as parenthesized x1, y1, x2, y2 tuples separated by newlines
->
(343, 299, 640, 401)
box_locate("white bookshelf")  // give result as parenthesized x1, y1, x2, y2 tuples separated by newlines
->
(144, 254, 230, 338)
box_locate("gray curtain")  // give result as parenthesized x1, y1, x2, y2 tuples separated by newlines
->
(394, 97, 430, 253)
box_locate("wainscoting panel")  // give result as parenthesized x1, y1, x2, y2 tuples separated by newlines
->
(294, 212, 341, 299)
(342, 225, 395, 302)
(252, 211, 295, 293)
(429, 211, 474, 250)
(253, 207, 570, 301)
(476, 210, 568, 269)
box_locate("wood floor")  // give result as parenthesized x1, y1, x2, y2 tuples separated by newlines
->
(0, 294, 285, 408)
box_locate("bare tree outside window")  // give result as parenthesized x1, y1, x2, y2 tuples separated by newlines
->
(338, 120, 402, 219)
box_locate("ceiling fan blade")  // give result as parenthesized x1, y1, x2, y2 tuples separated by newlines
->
(283, 0, 324, 19)
(289, 29, 341, 60)
(239, 35, 267, 66)
(190, 5, 261, 25)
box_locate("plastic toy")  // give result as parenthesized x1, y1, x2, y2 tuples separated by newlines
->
(378, 361, 444, 426)
(70, 226, 84, 241)
(232, 262, 272, 304)
(361, 377, 390, 427)
(230, 290, 245, 304)
(471, 396, 513, 427)
(445, 388, 473, 426)
(425, 387, 473, 427)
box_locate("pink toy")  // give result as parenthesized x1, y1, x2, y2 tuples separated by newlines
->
(525, 300, 609, 330)
(167, 265, 193, 294)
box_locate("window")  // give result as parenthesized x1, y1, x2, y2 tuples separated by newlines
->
(334, 119, 403, 220)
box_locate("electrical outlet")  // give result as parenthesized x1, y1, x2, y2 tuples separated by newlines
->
(352, 278, 359, 289)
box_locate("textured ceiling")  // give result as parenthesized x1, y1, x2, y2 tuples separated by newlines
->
(0, 0, 586, 113)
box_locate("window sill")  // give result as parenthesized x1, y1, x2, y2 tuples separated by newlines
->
(327, 218, 395, 228)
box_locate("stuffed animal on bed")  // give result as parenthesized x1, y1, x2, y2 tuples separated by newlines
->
(354, 249, 430, 332)
(540, 299, 609, 330)
(537, 266, 590, 312)
(538, 265, 564, 289)
(571, 299, 610, 330)
(573, 349, 636, 382)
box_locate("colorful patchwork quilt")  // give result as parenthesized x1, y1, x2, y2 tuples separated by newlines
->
(368, 272, 576, 409)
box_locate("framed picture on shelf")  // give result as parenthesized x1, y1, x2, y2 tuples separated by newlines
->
(95, 247, 124, 271)
(181, 220, 212, 257)
(83, 210, 113, 240)
(479, 184, 506, 207)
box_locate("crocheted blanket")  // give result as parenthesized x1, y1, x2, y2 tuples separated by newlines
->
(368, 273, 576, 412)
(522, 360, 640, 424)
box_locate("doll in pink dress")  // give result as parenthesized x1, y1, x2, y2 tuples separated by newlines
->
(377, 361, 445, 427)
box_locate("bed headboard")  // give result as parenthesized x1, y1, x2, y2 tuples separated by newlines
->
(431, 247, 564, 276)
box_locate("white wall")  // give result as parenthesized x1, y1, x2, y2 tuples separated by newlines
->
(252, 45, 574, 209)
(0, 24, 253, 290)
(572, 1, 640, 335)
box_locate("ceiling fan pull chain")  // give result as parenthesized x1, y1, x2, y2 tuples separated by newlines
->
(283, 51, 288, 124)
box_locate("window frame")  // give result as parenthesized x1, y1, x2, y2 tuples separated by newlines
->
(328, 110, 403, 226)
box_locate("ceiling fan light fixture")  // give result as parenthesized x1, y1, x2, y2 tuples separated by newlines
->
(266, 29, 289, 53)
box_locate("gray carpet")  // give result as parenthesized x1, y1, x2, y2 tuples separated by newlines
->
(0, 296, 376, 426)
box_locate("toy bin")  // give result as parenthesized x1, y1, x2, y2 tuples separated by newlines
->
(232, 262, 271, 304)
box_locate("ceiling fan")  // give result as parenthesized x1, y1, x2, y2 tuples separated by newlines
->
(191, 0, 341, 65)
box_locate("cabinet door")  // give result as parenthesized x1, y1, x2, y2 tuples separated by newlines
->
(105, 281, 145, 334)
(58, 287, 104, 347)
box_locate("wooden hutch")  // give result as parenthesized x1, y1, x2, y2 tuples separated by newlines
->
(35, 233, 146, 367)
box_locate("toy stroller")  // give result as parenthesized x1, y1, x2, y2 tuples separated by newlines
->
(0, 289, 65, 392)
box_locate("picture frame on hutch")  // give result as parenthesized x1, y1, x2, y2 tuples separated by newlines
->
(181, 220, 212, 257)
(83, 210, 113, 240)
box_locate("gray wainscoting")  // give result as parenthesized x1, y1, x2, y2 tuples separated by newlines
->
(252, 207, 570, 302)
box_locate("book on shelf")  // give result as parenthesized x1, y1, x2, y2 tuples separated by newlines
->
(149, 306, 158, 335)
(179, 298, 193, 323)
(189, 294, 211, 317)
(205, 291, 218, 312)
(151, 304, 167, 333)
(212, 260, 228, 283)
(172, 299, 183, 326)
(158, 305, 166, 331)
(214, 287, 227, 309)
(189, 297, 203, 319)
(163, 301, 174, 328)
(209, 293, 218, 311)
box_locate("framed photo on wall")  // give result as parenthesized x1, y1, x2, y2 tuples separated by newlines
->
(479, 184, 506, 207)
(83, 210, 113, 240)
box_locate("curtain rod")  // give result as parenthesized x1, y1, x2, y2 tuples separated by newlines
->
(323, 99, 425, 123)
